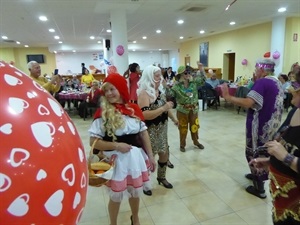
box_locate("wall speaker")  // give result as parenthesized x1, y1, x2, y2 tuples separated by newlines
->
(105, 39, 111, 50)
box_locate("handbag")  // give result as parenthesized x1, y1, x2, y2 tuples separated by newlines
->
(88, 138, 116, 187)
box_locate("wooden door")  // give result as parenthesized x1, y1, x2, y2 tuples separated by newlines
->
(185, 57, 190, 66)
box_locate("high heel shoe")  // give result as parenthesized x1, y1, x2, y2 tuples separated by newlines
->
(167, 160, 174, 169)
(157, 178, 173, 189)
(130, 215, 133, 225)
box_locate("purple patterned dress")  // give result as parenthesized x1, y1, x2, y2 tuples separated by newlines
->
(245, 76, 284, 181)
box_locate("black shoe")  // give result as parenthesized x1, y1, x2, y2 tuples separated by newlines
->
(143, 190, 152, 196)
(157, 178, 173, 189)
(245, 173, 254, 180)
(195, 143, 204, 149)
(180, 147, 186, 152)
(130, 215, 133, 225)
(167, 160, 174, 169)
(245, 185, 266, 199)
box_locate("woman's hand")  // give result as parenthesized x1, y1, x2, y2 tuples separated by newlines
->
(249, 157, 270, 171)
(149, 156, 156, 172)
(266, 140, 288, 161)
(116, 142, 132, 153)
(221, 83, 230, 100)
(163, 101, 174, 111)
(173, 120, 179, 126)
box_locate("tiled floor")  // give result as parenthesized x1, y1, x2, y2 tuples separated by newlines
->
(72, 101, 287, 225)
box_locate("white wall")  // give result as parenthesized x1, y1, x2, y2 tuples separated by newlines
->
(55, 51, 179, 74)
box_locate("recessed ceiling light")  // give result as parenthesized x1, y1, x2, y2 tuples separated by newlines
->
(97, 41, 101, 44)
(16, 41, 20, 44)
(179, 36, 184, 39)
(72, 50, 76, 53)
(39, 16, 48, 21)
(199, 30, 205, 34)
(133, 40, 137, 43)
(53, 51, 57, 54)
(142, 36, 147, 39)
(58, 41, 63, 44)
(90, 36, 95, 40)
(49, 28, 55, 32)
(229, 21, 236, 25)
(177, 20, 184, 24)
(159, 49, 162, 51)
(106, 29, 111, 33)
(278, 7, 286, 12)
(2, 36, 8, 39)
(54, 36, 60, 39)
(156, 30, 161, 33)
(24, 45, 29, 47)
(132, 49, 136, 51)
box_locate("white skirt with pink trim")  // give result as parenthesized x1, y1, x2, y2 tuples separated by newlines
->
(102, 146, 152, 202)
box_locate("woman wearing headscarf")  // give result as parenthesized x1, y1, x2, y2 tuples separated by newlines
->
(137, 65, 174, 192)
(89, 73, 156, 225)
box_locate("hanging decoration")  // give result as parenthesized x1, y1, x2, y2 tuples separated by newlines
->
(263, 51, 271, 58)
(116, 45, 124, 56)
(272, 51, 281, 60)
(241, 59, 248, 65)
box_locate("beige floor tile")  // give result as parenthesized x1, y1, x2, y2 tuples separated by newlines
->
(236, 203, 274, 225)
(147, 199, 198, 225)
(201, 213, 248, 225)
(182, 192, 234, 222)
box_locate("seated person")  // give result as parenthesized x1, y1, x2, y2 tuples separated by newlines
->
(78, 80, 101, 118)
(163, 67, 175, 81)
(205, 74, 220, 106)
(206, 73, 220, 88)
(81, 69, 95, 87)
(71, 75, 80, 89)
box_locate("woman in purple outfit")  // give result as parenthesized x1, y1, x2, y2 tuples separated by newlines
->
(222, 59, 284, 198)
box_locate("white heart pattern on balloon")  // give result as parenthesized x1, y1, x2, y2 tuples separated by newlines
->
(0, 61, 87, 224)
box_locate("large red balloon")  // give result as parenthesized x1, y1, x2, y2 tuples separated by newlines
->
(0, 61, 87, 224)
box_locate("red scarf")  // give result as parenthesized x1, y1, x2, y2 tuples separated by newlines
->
(94, 103, 144, 121)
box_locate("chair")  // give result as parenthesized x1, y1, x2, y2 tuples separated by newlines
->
(235, 86, 250, 114)
(199, 86, 218, 111)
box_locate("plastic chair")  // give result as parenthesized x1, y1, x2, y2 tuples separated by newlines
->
(200, 86, 218, 111)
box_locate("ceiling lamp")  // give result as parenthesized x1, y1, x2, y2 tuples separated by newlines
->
(225, 0, 237, 11)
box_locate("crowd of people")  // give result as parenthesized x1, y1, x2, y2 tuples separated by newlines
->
(26, 59, 299, 225)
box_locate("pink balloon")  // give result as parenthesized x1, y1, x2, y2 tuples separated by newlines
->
(116, 45, 124, 56)
(241, 59, 248, 65)
(0, 61, 87, 224)
(272, 51, 280, 59)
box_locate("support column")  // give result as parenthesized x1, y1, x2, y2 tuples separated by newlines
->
(110, 10, 129, 75)
(271, 17, 286, 75)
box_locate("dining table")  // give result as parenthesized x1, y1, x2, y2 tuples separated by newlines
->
(216, 85, 238, 98)
(58, 91, 88, 101)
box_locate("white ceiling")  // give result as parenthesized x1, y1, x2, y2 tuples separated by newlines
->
(0, 0, 299, 53)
